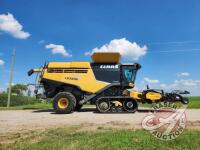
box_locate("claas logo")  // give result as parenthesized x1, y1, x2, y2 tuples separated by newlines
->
(100, 65, 119, 69)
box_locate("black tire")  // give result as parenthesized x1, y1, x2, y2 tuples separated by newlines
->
(74, 104, 83, 111)
(181, 97, 189, 104)
(123, 99, 138, 113)
(96, 98, 111, 113)
(53, 92, 76, 114)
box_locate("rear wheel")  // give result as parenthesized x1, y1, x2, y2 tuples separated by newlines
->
(53, 92, 76, 114)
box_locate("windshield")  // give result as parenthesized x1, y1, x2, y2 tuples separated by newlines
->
(122, 67, 137, 83)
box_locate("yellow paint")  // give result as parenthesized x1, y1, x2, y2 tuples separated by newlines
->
(48, 62, 90, 68)
(42, 62, 107, 93)
(146, 92, 162, 100)
(58, 98, 69, 109)
(129, 91, 142, 100)
(91, 52, 121, 63)
(130, 90, 162, 101)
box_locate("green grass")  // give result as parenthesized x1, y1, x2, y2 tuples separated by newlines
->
(0, 93, 39, 107)
(0, 102, 52, 110)
(0, 103, 95, 110)
(187, 96, 200, 108)
(2, 127, 200, 150)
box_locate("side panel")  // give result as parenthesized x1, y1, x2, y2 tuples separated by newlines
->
(130, 91, 142, 100)
(41, 63, 108, 93)
(129, 91, 162, 101)
(48, 62, 90, 68)
(146, 92, 162, 101)
(91, 63, 120, 83)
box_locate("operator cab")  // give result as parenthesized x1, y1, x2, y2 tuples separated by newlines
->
(91, 52, 141, 88)
(120, 63, 141, 88)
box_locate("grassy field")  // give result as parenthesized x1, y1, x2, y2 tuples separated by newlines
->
(2, 127, 200, 150)
(0, 103, 95, 110)
(187, 96, 200, 108)
(0, 102, 52, 110)
(0, 96, 199, 110)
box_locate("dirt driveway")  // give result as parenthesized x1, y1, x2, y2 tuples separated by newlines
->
(0, 108, 200, 135)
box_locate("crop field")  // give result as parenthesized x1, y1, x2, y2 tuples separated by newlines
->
(186, 96, 200, 108)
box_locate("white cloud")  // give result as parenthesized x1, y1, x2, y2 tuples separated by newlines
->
(174, 79, 200, 86)
(0, 13, 30, 39)
(85, 38, 147, 61)
(144, 77, 159, 84)
(160, 83, 167, 88)
(0, 59, 4, 66)
(45, 44, 72, 57)
(177, 72, 190, 77)
(159, 79, 200, 96)
(38, 40, 45, 44)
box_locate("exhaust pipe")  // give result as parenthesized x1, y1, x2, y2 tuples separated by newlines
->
(28, 68, 42, 76)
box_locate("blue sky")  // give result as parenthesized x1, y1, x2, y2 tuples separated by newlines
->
(0, 0, 200, 95)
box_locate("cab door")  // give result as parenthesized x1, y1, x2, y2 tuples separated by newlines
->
(120, 65, 137, 89)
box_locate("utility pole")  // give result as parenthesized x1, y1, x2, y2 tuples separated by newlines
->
(7, 49, 15, 107)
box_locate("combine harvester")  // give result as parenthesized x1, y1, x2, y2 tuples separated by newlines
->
(28, 52, 189, 113)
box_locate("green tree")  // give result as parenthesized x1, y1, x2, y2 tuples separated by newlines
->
(27, 89, 31, 96)
(9, 84, 28, 95)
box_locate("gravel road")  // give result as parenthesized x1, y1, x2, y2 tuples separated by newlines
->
(0, 108, 200, 135)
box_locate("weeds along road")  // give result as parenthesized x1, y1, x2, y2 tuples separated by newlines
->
(0, 108, 200, 135)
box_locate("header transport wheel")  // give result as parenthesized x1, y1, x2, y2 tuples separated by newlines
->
(53, 92, 76, 114)
(181, 97, 189, 104)
(123, 99, 138, 113)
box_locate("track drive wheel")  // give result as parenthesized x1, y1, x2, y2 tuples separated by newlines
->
(123, 99, 138, 113)
(96, 98, 111, 113)
(53, 92, 76, 114)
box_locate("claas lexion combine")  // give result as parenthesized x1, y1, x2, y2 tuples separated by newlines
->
(28, 52, 189, 113)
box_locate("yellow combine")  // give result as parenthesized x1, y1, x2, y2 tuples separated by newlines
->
(28, 52, 189, 113)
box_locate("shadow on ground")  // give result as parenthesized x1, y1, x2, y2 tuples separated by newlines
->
(32, 109, 54, 113)
(31, 107, 155, 114)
